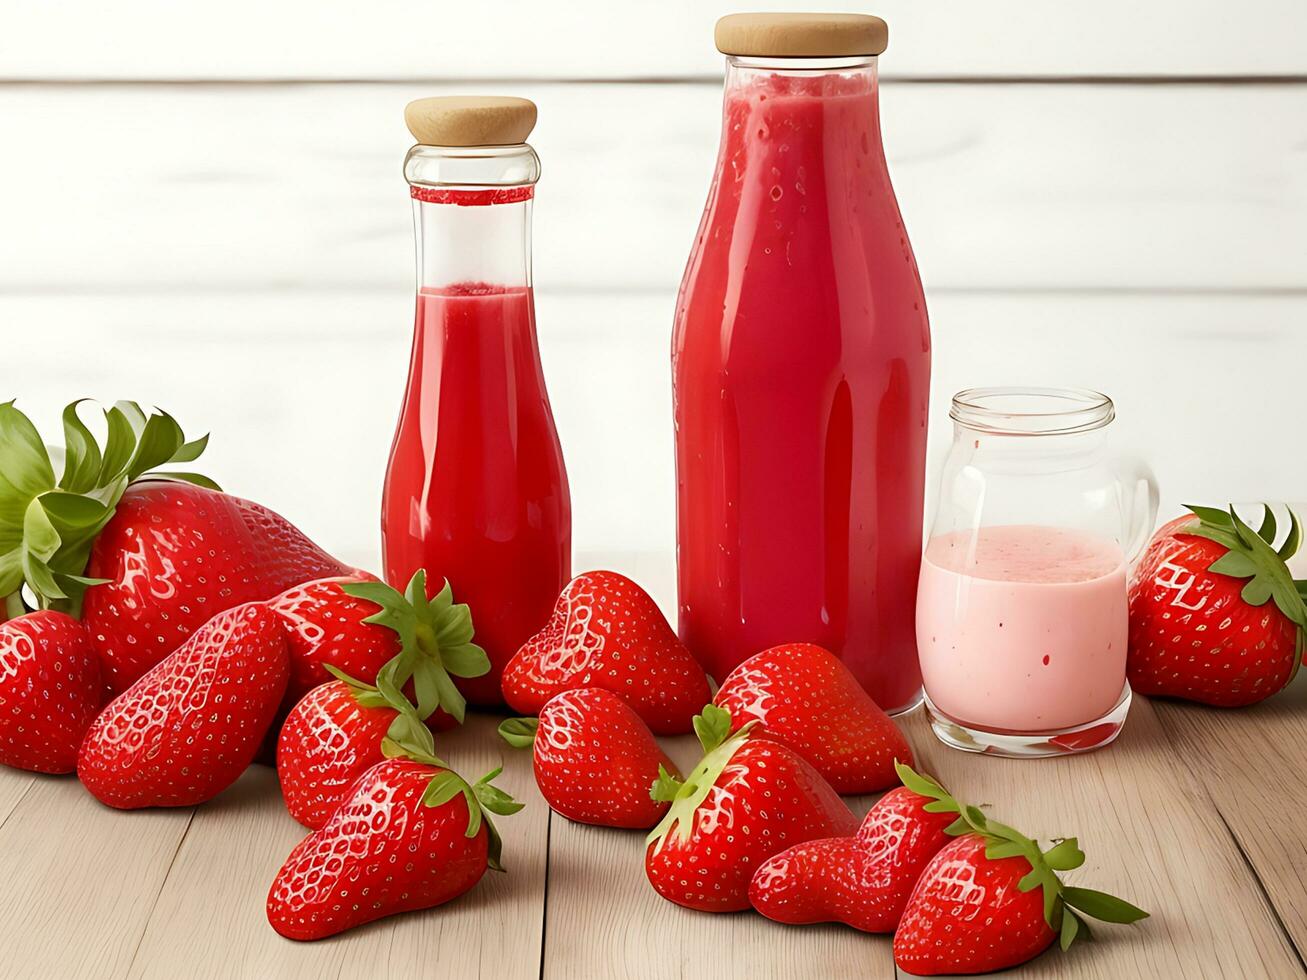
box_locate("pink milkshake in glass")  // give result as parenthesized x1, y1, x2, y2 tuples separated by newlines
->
(918, 388, 1156, 757)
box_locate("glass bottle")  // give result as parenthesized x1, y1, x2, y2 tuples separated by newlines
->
(383, 97, 571, 706)
(918, 387, 1158, 756)
(673, 14, 930, 712)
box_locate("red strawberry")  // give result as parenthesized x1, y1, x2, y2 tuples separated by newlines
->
(894, 811, 1148, 975)
(501, 570, 711, 734)
(0, 611, 102, 774)
(644, 705, 856, 912)
(1128, 504, 1307, 707)
(714, 643, 912, 793)
(499, 687, 681, 829)
(267, 755, 522, 940)
(268, 571, 489, 729)
(78, 602, 289, 808)
(83, 481, 351, 693)
(276, 678, 398, 829)
(749, 764, 960, 931)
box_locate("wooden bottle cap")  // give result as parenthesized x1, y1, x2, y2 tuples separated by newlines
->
(404, 96, 538, 147)
(715, 12, 889, 57)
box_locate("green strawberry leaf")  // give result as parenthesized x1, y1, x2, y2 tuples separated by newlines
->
(423, 771, 466, 808)
(1186, 504, 1234, 528)
(0, 400, 213, 614)
(498, 717, 539, 749)
(692, 704, 733, 753)
(342, 571, 486, 726)
(1279, 510, 1302, 562)
(1061, 886, 1150, 924)
(58, 400, 102, 493)
(1257, 505, 1277, 545)
(650, 764, 684, 803)
(1043, 838, 1087, 872)
(1060, 907, 1085, 951)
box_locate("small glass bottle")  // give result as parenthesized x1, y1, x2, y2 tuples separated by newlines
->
(382, 96, 572, 706)
(917, 387, 1158, 756)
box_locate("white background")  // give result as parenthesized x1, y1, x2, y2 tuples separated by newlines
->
(4, 1, 1306, 591)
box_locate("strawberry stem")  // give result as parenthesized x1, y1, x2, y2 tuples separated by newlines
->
(645, 706, 756, 852)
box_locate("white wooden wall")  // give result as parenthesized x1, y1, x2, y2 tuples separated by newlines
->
(4, 1, 1306, 579)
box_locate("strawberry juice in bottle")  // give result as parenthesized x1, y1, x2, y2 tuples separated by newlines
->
(673, 14, 930, 712)
(383, 97, 571, 706)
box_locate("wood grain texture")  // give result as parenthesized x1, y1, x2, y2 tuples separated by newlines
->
(904, 703, 1302, 978)
(6, 1, 1306, 79)
(125, 713, 548, 980)
(1, 84, 1303, 293)
(1153, 673, 1307, 969)
(7, 290, 1307, 563)
(541, 734, 894, 980)
(0, 775, 194, 979)
(0, 765, 35, 828)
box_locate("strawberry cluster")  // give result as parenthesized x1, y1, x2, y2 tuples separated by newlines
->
(0, 400, 524, 941)
(498, 572, 1150, 974)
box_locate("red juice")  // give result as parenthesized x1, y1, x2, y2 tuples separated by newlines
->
(383, 283, 571, 705)
(673, 64, 930, 711)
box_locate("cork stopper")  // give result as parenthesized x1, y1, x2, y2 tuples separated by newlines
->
(404, 96, 538, 147)
(715, 13, 888, 57)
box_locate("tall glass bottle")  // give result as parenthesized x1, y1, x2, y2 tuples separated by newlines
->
(673, 14, 930, 712)
(383, 96, 571, 706)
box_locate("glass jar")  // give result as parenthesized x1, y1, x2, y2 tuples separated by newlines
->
(382, 97, 571, 707)
(673, 14, 930, 712)
(917, 387, 1157, 756)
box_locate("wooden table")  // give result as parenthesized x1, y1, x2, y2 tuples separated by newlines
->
(1, 669, 1304, 979)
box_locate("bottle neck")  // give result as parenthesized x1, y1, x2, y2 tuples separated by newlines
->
(404, 143, 539, 290)
(723, 53, 881, 109)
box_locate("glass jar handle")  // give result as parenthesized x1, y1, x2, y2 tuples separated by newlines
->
(1117, 455, 1159, 565)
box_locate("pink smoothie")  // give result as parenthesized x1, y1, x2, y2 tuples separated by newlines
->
(916, 525, 1127, 732)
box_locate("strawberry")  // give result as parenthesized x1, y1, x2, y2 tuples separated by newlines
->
(274, 572, 490, 824)
(267, 753, 523, 940)
(78, 602, 289, 808)
(276, 677, 399, 829)
(644, 705, 856, 912)
(0, 400, 214, 629)
(894, 808, 1148, 975)
(268, 570, 490, 728)
(83, 481, 351, 693)
(501, 570, 711, 734)
(749, 764, 960, 931)
(1128, 504, 1307, 707)
(713, 643, 912, 793)
(499, 687, 681, 829)
(0, 610, 103, 774)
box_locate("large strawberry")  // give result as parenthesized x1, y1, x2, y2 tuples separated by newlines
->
(84, 482, 351, 693)
(499, 687, 681, 830)
(894, 808, 1148, 975)
(78, 602, 289, 808)
(714, 643, 912, 793)
(0, 610, 103, 773)
(501, 570, 710, 734)
(749, 764, 960, 931)
(267, 753, 523, 940)
(269, 570, 489, 727)
(1128, 504, 1307, 707)
(0, 399, 214, 620)
(644, 705, 856, 912)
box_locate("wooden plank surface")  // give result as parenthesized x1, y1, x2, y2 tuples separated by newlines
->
(541, 735, 892, 980)
(907, 702, 1301, 979)
(1, 84, 1303, 294)
(0, 773, 194, 978)
(6, 1, 1306, 79)
(1153, 674, 1307, 969)
(126, 714, 548, 980)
